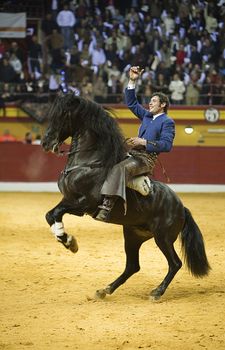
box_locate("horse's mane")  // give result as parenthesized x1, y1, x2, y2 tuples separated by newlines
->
(51, 92, 127, 171)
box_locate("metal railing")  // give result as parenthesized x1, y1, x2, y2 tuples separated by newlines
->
(0, 83, 225, 107)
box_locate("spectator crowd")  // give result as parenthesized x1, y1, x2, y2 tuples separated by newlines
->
(0, 0, 225, 107)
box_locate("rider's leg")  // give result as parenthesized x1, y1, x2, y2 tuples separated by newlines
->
(95, 157, 151, 222)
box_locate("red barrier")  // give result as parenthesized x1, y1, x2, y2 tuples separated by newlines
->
(0, 143, 225, 184)
(155, 147, 225, 184)
(0, 143, 66, 182)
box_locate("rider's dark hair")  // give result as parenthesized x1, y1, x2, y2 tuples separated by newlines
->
(152, 92, 170, 113)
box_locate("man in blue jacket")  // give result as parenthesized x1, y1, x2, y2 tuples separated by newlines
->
(96, 66, 175, 222)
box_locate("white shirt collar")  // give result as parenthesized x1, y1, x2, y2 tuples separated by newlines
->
(152, 113, 164, 120)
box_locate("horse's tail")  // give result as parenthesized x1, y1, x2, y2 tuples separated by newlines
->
(180, 207, 211, 277)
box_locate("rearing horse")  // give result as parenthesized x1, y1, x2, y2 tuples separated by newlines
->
(42, 91, 210, 300)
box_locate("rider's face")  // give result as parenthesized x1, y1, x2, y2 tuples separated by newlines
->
(149, 96, 165, 115)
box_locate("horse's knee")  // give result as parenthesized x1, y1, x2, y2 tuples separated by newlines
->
(46, 211, 54, 226)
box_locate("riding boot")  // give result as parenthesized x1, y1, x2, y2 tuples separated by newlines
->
(95, 196, 117, 222)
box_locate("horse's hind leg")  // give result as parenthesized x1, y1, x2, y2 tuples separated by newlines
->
(150, 231, 182, 300)
(96, 226, 148, 299)
(46, 198, 85, 253)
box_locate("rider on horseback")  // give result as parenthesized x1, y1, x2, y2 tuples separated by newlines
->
(96, 65, 175, 222)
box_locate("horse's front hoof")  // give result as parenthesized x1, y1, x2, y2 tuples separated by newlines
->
(66, 234, 79, 253)
(59, 234, 78, 253)
(95, 289, 107, 299)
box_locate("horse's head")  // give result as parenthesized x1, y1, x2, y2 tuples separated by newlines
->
(42, 91, 80, 153)
(42, 91, 126, 170)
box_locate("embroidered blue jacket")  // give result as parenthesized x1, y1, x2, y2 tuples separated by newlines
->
(125, 88, 175, 154)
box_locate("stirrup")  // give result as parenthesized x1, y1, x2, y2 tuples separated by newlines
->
(95, 207, 111, 222)
(98, 197, 115, 211)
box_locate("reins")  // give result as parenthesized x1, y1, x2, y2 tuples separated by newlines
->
(157, 157, 170, 183)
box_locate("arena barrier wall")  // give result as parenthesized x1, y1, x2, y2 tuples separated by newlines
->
(0, 142, 225, 185)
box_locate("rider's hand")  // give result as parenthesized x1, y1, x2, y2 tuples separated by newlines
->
(126, 137, 146, 149)
(129, 66, 144, 81)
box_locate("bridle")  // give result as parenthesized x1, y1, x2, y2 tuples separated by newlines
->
(51, 108, 75, 157)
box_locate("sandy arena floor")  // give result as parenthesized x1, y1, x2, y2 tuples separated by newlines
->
(0, 192, 225, 350)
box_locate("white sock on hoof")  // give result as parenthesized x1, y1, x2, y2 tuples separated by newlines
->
(51, 222, 65, 239)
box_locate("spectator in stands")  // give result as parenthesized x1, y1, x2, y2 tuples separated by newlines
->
(9, 41, 25, 66)
(75, 0, 89, 22)
(0, 95, 6, 117)
(0, 83, 19, 105)
(201, 36, 217, 64)
(189, 45, 202, 67)
(208, 68, 223, 104)
(169, 73, 186, 104)
(104, 62, 121, 82)
(27, 36, 43, 80)
(81, 80, 94, 100)
(107, 74, 122, 103)
(116, 29, 132, 55)
(178, 0, 190, 30)
(150, 0, 162, 20)
(47, 28, 65, 52)
(50, 48, 66, 73)
(162, 11, 175, 37)
(147, 29, 163, 54)
(46, 28, 65, 71)
(185, 73, 201, 105)
(63, 45, 80, 80)
(24, 132, 33, 144)
(141, 81, 154, 104)
(105, 44, 119, 66)
(0, 129, 17, 142)
(93, 75, 107, 103)
(0, 39, 6, 59)
(187, 26, 202, 47)
(50, 0, 59, 20)
(158, 43, 173, 72)
(41, 12, 59, 71)
(0, 58, 17, 83)
(89, 43, 106, 73)
(41, 12, 58, 38)
(199, 75, 212, 105)
(204, 2, 218, 34)
(9, 53, 23, 83)
(33, 134, 42, 145)
(153, 72, 169, 95)
(56, 3, 76, 51)
(176, 43, 186, 66)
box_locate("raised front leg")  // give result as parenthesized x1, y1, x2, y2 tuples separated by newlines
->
(45, 197, 86, 253)
(96, 226, 148, 299)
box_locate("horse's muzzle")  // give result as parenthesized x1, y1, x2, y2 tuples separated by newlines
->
(41, 139, 57, 153)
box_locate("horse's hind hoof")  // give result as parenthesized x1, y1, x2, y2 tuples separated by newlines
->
(149, 294, 161, 302)
(95, 289, 107, 299)
(149, 289, 162, 301)
(60, 234, 79, 253)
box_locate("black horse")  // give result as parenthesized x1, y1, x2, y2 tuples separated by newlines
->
(42, 91, 210, 300)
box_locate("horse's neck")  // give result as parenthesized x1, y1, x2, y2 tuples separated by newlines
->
(67, 131, 100, 167)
